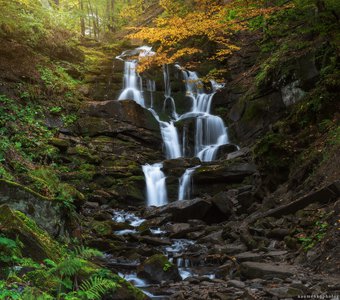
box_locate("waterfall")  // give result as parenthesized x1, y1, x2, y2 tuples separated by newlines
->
(142, 163, 168, 207)
(179, 69, 229, 162)
(148, 108, 182, 159)
(116, 47, 231, 206)
(118, 61, 145, 107)
(146, 79, 156, 108)
(195, 115, 228, 162)
(163, 64, 179, 119)
(178, 166, 199, 200)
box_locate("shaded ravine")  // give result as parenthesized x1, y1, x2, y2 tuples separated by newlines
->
(112, 46, 235, 297)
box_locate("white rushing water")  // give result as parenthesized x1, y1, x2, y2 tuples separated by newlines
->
(179, 67, 229, 162)
(178, 166, 200, 200)
(142, 163, 168, 207)
(118, 61, 145, 107)
(117, 46, 230, 206)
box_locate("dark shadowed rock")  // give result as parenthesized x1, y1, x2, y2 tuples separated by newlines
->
(146, 197, 230, 224)
(211, 192, 234, 216)
(165, 223, 192, 238)
(79, 99, 159, 132)
(240, 262, 296, 279)
(215, 144, 239, 159)
(162, 157, 201, 176)
(193, 162, 257, 183)
(137, 254, 181, 283)
(265, 287, 303, 298)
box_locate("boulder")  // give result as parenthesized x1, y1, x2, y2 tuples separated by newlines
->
(137, 254, 181, 283)
(211, 192, 234, 216)
(107, 277, 150, 300)
(137, 236, 172, 246)
(146, 198, 229, 224)
(194, 162, 256, 183)
(240, 262, 296, 279)
(235, 252, 264, 263)
(165, 223, 192, 238)
(215, 144, 239, 159)
(0, 180, 67, 237)
(227, 147, 250, 160)
(0, 205, 61, 262)
(162, 157, 201, 177)
(265, 287, 303, 298)
(79, 99, 160, 132)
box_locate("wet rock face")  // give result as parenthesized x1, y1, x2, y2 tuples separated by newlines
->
(77, 100, 161, 144)
(137, 254, 181, 283)
(52, 97, 167, 205)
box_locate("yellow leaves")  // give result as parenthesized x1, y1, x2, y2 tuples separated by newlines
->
(129, 0, 291, 72)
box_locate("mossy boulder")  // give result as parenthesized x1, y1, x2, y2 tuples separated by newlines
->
(0, 179, 68, 237)
(137, 254, 181, 283)
(90, 220, 114, 237)
(111, 277, 149, 300)
(0, 205, 61, 262)
(49, 137, 70, 151)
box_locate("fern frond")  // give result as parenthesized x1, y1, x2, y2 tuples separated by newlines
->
(55, 257, 86, 277)
(43, 258, 57, 268)
(74, 246, 104, 259)
(79, 277, 117, 300)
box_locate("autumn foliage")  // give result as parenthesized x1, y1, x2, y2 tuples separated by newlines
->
(129, 0, 293, 71)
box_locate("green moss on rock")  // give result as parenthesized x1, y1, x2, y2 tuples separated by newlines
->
(0, 205, 62, 262)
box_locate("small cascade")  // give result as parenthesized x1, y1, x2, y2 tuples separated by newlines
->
(163, 64, 178, 119)
(146, 79, 156, 108)
(179, 68, 229, 162)
(160, 121, 182, 159)
(195, 115, 228, 161)
(178, 166, 199, 200)
(148, 108, 182, 160)
(118, 61, 145, 107)
(142, 163, 168, 207)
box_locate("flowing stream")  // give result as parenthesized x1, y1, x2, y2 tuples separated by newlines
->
(117, 47, 229, 206)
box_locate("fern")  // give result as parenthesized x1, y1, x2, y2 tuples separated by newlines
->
(79, 277, 117, 300)
(49, 257, 86, 277)
(74, 246, 104, 260)
(43, 258, 57, 268)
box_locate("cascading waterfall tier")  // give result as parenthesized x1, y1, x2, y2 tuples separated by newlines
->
(142, 163, 168, 207)
(116, 47, 230, 206)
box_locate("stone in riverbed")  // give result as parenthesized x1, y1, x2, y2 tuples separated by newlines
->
(146, 198, 229, 224)
(137, 236, 172, 246)
(228, 279, 246, 289)
(240, 262, 296, 279)
(137, 254, 181, 283)
(235, 252, 264, 263)
(165, 222, 198, 238)
(265, 286, 303, 298)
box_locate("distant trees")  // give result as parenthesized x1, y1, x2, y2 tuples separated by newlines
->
(0, 0, 153, 42)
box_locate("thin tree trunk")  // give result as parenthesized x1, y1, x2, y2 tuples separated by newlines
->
(88, 0, 98, 39)
(79, 0, 85, 36)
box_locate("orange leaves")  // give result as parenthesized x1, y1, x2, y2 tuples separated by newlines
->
(128, 0, 291, 72)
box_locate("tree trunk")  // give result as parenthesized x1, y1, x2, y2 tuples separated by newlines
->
(79, 0, 85, 36)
